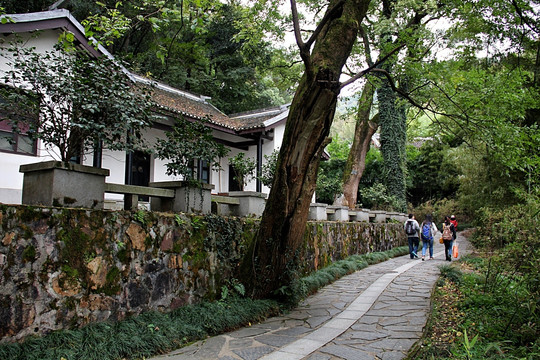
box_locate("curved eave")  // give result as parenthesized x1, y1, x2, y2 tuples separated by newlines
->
(235, 109, 289, 135)
(153, 105, 239, 135)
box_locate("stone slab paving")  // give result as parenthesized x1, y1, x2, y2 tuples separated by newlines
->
(150, 234, 471, 360)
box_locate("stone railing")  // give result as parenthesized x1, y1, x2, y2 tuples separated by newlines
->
(309, 203, 408, 223)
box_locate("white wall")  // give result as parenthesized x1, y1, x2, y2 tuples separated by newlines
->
(0, 30, 64, 203)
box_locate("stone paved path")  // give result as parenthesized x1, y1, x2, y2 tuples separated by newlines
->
(150, 233, 471, 360)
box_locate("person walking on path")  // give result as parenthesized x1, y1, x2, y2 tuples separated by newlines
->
(420, 214, 438, 261)
(404, 214, 420, 259)
(442, 216, 457, 261)
(450, 215, 458, 257)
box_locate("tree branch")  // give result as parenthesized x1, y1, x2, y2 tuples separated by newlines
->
(511, 0, 540, 35)
(290, 0, 311, 71)
(305, 0, 346, 49)
(339, 43, 405, 89)
(359, 25, 374, 67)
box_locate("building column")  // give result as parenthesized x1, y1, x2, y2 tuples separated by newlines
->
(256, 135, 263, 193)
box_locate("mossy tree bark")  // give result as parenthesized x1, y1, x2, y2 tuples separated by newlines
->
(242, 0, 371, 299)
(342, 80, 379, 208)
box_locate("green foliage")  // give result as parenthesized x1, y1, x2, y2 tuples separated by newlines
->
(228, 153, 256, 191)
(21, 245, 36, 263)
(1, 0, 50, 14)
(316, 159, 345, 204)
(455, 145, 527, 216)
(450, 328, 479, 360)
(0, 44, 154, 162)
(472, 198, 540, 299)
(357, 148, 384, 191)
(407, 140, 460, 206)
(155, 117, 228, 181)
(438, 264, 463, 285)
(82, 1, 132, 46)
(413, 198, 468, 227)
(259, 150, 279, 188)
(358, 183, 401, 211)
(133, 210, 147, 225)
(326, 133, 351, 160)
(102, 1, 296, 114)
(379, 81, 407, 212)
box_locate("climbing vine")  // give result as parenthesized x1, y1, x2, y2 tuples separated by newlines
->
(378, 77, 407, 212)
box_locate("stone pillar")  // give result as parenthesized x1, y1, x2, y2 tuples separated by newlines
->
(150, 181, 214, 214)
(19, 161, 109, 209)
(228, 191, 267, 217)
(327, 205, 350, 221)
(309, 203, 328, 221)
(371, 210, 387, 223)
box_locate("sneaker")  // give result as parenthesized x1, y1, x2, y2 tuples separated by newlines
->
(412, 252, 418, 258)
(430, 257, 434, 260)
(421, 256, 425, 261)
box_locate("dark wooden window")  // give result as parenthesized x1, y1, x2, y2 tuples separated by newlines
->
(0, 87, 38, 156)
(188, 159, 210, 184)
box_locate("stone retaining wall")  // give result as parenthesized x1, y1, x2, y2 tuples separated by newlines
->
(0, 205, 406, 343)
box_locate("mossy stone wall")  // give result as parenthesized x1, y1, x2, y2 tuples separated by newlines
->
(0, 205, 405, 343)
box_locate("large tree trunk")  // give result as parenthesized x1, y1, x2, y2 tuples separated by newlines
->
(242, 0, 371, 299)
(342, 80, 378, 208)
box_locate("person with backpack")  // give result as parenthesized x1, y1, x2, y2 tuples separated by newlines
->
(420, 214, 438, 261)
(442, 216, 457, 261)
(404, 214, 420, 259)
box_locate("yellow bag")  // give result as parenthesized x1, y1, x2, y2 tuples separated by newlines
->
(439, 237, 444, 244)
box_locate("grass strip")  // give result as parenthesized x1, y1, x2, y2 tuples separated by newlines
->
(283, 246, 409, 305)
(0, 246, 408, 360)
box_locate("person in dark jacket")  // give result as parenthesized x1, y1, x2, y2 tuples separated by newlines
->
(404, 214, 420, 259)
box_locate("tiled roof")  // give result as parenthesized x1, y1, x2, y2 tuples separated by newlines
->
(134, 74, 289, 133)
(229, 105, 290, 132)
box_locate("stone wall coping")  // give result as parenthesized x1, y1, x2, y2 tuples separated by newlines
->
(228, 191, 268, 199)
(149, 181, 215, 190)
(327, 205, 349, 210)
(19, 160, 110, 176)
(310, 203, 328, 207)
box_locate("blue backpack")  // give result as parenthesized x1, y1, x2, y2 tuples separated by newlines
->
(421, 222, 432, 240)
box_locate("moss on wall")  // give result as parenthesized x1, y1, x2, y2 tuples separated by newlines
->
(0, 205, 406, 343)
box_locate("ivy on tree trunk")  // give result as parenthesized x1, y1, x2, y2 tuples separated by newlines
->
(378, 73, 407, 212)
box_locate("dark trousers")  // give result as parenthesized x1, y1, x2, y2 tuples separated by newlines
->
(443, 240, 452, 261)
(408, 237, 419, 258)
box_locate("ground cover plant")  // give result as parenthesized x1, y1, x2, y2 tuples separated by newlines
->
(0, 247, 407, 360)
(409, 256, 539, 359)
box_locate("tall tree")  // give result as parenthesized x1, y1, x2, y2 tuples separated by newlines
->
(242, 0, 372, 299)
(341, 0, 434, 209)
(341, 79, 378, 207)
